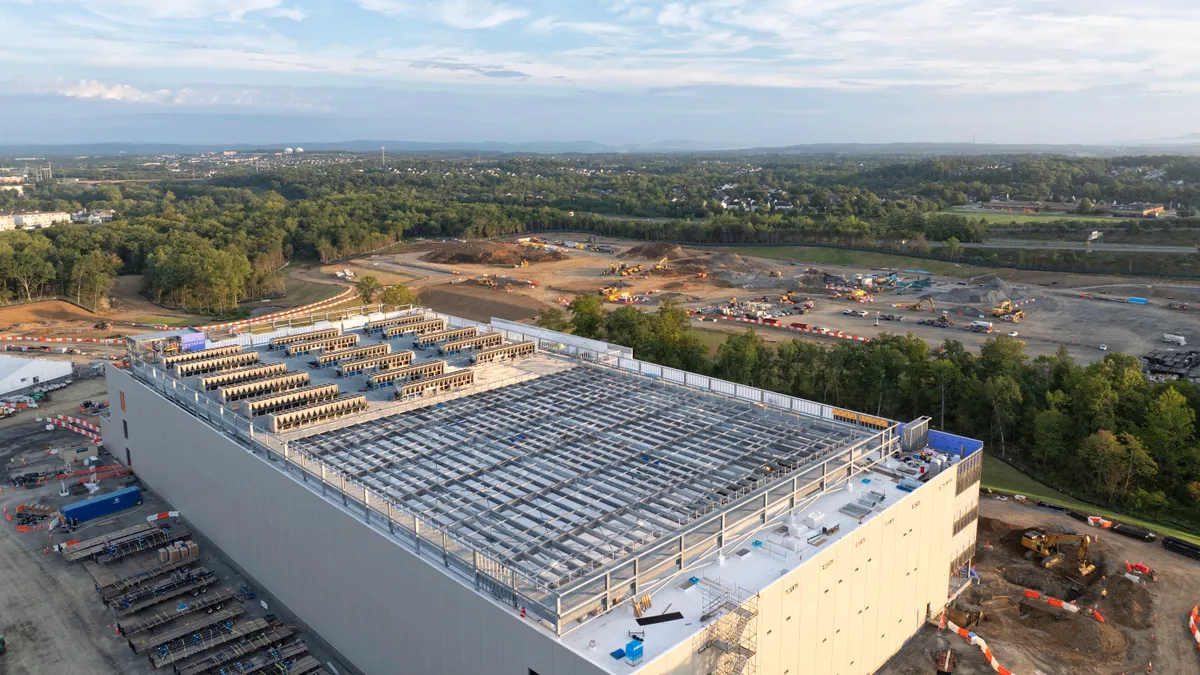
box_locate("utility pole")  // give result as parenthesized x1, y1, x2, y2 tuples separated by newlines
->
(381, 146, 385, 164)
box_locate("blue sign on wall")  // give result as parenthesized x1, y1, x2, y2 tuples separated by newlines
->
(180, 332, 207, 352)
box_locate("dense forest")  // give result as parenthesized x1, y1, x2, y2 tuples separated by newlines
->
(539, 299, 1200, 532)
(3, 153, 1200, 311)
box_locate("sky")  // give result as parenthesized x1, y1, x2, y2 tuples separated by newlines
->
(1, 0, 1199, 147)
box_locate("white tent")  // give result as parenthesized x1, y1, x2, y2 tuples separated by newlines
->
(0, 355, 72, 395)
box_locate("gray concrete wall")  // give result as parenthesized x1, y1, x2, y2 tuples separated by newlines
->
(103, 366, 605, 675)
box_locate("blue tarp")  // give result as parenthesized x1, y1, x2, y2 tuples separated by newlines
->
(927, 429, 984, 457)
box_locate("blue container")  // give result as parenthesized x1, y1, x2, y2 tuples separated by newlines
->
(1128, 297, 1148, 305)
(625, 640, 644, 663)
(61, 486, 142, 525)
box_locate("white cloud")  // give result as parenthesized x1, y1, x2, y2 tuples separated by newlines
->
(52, 79, 173, 102)
(436, 0, 527, 29)
(5, 0, 1200, 97)
(72, 0, 298, 21)
(528, 16, 625, 35)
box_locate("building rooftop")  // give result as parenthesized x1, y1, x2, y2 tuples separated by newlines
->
(290, 366, 865, 591)
(126, 308, 935, 648)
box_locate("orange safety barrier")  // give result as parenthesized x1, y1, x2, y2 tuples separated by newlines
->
(195, 288, 356, 331)
(15, 525, 30, 533)
(945, 618, 1015, 675)
(1188, 608, 1198, 647)
(1022, 588, 1080, 613)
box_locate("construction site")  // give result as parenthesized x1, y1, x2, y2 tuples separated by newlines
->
(355, 237, 1200, 363)
(0, 378, 342, 675)
(880, 497, 1200, 675)
(92, 303, 988, 675)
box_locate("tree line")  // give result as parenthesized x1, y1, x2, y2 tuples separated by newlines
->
(539, 300, 1200, 531)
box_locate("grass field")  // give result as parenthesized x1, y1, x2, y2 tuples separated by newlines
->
(693, 327, 731, 355)
(944, 207, 1117, 224)
(981, 454, 1200, 545)
(278, 274, 345, 308)
(722, 245, 989, 277)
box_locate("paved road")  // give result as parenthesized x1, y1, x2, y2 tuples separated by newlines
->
(950, 239, 1199, 254)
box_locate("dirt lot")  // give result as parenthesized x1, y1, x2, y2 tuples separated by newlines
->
(0, 377, 346, 675)
(370, 237, 1200, 362)
(880, 497, 1200, 675)
(419, 284, 548, 323)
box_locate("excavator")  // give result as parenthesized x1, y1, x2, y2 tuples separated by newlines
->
(906, 298, 934, 312)
(654, 257, 670, 271)
(1021, 530, 1096, 576)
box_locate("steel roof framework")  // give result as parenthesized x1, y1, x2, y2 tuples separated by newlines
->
(291, 368, 857, 591)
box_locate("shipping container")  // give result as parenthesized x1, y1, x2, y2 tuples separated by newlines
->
(60, 485, 143, 527)
(1128, 297, 1149, 305)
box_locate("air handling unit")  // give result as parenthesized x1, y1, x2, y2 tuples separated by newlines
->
(308, 343, 390, 369)
(219, 372, 311, 403)
(197, 363, 289, 392)
(336, 351, 414, 378)
(437, 333, 502, 355)
(162, 345, 242, 367)
(270, 328, 341, 351)
(365, 314, 431, 335)
(414, 327, 479, 349)
(383, 319, 446, 339)
(471, 340, 537, 364)
(285, 334, 358, 357)
(365, 360, 446, 389)
(175, 352, 260, 378)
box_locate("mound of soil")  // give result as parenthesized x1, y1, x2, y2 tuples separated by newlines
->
(423, 242, 565, 266)
(624, 242, 688, 260)
(1104, 578, 1153, 629)
(1043, 614, 1128, 659)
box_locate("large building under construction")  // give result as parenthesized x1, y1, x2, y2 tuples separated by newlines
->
(102, 308, 983, 675)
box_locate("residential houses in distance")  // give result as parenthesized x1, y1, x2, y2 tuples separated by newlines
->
(981, 198, 1166, 218)
(71, 209, 117, 225)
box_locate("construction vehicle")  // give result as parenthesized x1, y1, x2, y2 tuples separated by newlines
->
(907, 298, 934, 312)
(1168, 302, 1190, 311)
(654, 257, 669, 271)
(1002, 309, 1024, 323)
(94, 320, 112, 330)
(1021, 530, 1096, 575)
(599, 286, 620, 297)
(991, 300, 1014, 317)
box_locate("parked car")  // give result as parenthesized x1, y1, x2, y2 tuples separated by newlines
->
(1007, 331, 1019, 337)
(1099, 344, 1108, 351)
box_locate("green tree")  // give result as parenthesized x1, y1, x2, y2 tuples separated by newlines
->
(1077, 198, 1095, 214)
(379, 283, 420, 307)
(568, 294, 606, 339)
(356, 276, 382, 304)
(535, 307, 571, 332)
(983, 374, 1023, 457)
(1033, 408, 1070, 467)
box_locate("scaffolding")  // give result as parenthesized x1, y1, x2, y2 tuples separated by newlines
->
(694, 579, 759, 675)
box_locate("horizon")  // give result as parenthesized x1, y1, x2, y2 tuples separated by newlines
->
(2, 1, 1200, 146)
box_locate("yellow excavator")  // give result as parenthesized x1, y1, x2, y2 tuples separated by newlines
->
(654, 257, 669, 271)
(1021, 530, 1096, 576)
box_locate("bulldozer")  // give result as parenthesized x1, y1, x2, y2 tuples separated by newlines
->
(1021, 530, 1096, 576)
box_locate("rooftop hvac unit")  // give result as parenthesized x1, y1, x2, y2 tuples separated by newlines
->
(268, 394, 369, 432)
(285, 333, 359, 357)
(336, 351, 414, 377)
(162, 345, 241, 367)
(438, 333, 503, 355)
(219, 371, 311, 403)
(365, 314, 431, 334)
(244, 383, 340, 416)
(365, 360, 446, 388)
(395, 369, 474, 399)
(310, 343, 391, 368)
(269, 327, 341, 350)
(383, 319, 446, 339)
(471, 340, 537, 364)
(414, 327, 479, 348)
(196, 362, 288, 391)
(175, 352, 261, 378)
